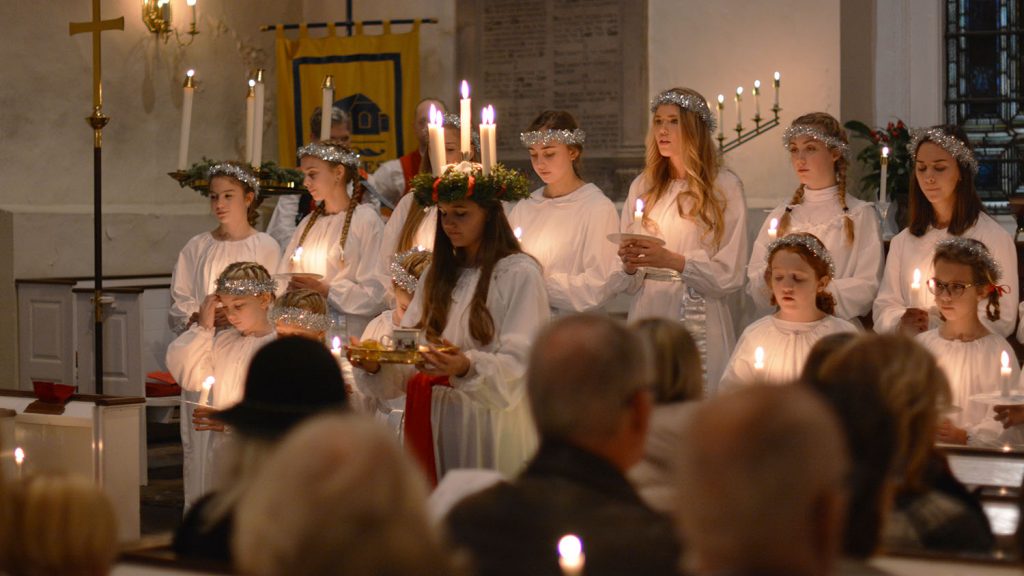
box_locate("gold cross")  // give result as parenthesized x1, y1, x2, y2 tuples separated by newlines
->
(69, 0, 124, 110)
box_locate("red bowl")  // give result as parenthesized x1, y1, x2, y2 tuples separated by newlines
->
(32, 381, 76, 404)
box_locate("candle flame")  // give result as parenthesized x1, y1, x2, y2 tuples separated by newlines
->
(416, 244, 425, 252)
(187, 0, 197, 6)
(248, 79, 256, 88)
(186, 69, 195, 78)
(331, 336, 342, 350)
(754, 346, 765, 366)
(912, 268, 921, 287)
(635, 198, 644, 214)
(1003, 444, 1013, 453)
(14, 447, 24, 465)
(558, 534, 582, 563)
(717, 94, 725, 104)
(754, 79, 761, 89)
(1002, 350, 1010, 369)
(774, 71, 781, 81)
(768, 217, 778, 232)
(514, 227, 523, 241)
(202, 376, 215, 391)
(461, 80, 470, 100)
(882, 146, 890, 158)
(291, 246, 303, 262)
(736, 86, 743, 96)
(429, 103, 437, 124)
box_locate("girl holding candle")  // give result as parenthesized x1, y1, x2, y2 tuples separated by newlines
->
(914, 238, 1019, 447)
(616, 87, 748, 390)
(351, 172, 548, 482)
(747, 113, 883, 324)
(874, 126, 1017, 337)
(720, 233, 857, 390)
(506, 110, 621, 314)
(278, 140, 386, 340)
(165, 261, 278, 509)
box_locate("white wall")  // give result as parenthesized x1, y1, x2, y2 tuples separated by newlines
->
(648, 0, 842, 209)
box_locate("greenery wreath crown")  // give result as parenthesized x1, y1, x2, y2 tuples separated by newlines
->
(411, 162, 530, 207)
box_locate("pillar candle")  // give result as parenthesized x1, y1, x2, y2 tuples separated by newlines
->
(199, 376, 214, 406)
(319, 75, 334, 142)
(735, 86, 743, 131)
(479, 106, 492, 175)
(880, 146, 889, 203)
(460, 80, 471, 157)
(252, 69, 265, 170)
(773, 71, 781, 109)
(427, 105, 446, 177)
(716, 95, 724, 139)
(753, 80, 761, 119)
(1001, 350, 1012, 397)
(244, 79, 255, 165)
(487, 105, 497, 167)
(177, 70, 195, 171)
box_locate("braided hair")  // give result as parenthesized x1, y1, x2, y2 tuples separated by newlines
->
(294, 140, 367, 263)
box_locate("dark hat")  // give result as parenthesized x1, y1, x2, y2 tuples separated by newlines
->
(216, 336, 349, 439)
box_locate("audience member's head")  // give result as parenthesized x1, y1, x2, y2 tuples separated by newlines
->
(7, 474, 118, 576)
(527, 314, 653, 470)
(234, 414, 463, 576)
(632, 318, 703, 404)
(675, 386, 848, 576)
(800, 331, 857, 386)
(805, 334, 897, 559)
(415, 97, 446, 149)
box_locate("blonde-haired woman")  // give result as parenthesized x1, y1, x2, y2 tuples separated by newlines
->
(617, 87, 748, 391)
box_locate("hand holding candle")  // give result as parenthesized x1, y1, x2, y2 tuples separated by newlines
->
(558, 534, 584, 576)
(177, 69, 196, 171)
(199, 376, 215, 406)
(1001, 350, 1012, 397)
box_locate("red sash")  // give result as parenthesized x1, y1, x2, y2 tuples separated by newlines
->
(398, 150, 422, 192)
(404, 372, 450, 486)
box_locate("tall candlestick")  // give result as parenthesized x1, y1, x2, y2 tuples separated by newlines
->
(735, 86, 743, 131)
(460, 80, 471, 157)
(245, 79, 255, 167)
(558, 535, 584, 576)
(1001, 350, 1012, 397)
(252, 69, 265, 169)
(633, 198, 644, 228)
(754, 346, 765, 371)
(716, 94, 725, 139)
(767, 217, 778, 240)
(773, 71, 781, 109)
(177, 69, 195, 171)
(910, 268, 923, 309)
(319, 75, 334, 142)
(427, 105, 446, 177)
(879, 146, 889, 203)
(14, 447, 24, 479)
(199, 376, 214, 406)
(753, 80, 762, 120)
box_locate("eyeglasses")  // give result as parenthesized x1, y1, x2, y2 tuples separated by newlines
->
(927, 278, 978, 298)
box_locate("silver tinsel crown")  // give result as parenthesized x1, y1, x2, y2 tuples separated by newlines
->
(268, 306, 332, 332)
(390, 248, 431, 294)
(520, 129, 587, 147)
(649, 90, 716, 133)
(296, 142, 361, 169)
(934, 237, 1002, 282)
(781, 125, 850, 157)
(215, 277, 277, 296)
(766, 234, 837, 278)
(908, 128, 979, 175)
(207, 163, 261, 196)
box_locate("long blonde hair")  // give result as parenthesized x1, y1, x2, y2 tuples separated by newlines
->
(643, 87, 727, 249)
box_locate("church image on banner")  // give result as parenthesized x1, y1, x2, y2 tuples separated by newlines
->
(336, 92, 391, 164)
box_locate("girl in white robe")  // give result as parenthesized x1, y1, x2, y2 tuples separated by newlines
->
(167, 164, 279, 512)
(278, 140, 386, 340)
(507, 110, 621, 314)
(721, 233, 857, 389)
(166, 262, 277, 508)
(914, 238, 1020, 447)
(748, 113, 883, 323)
(874, 126, 1017, 338)
(352, 168, 549, 484)
(616, 87, 748, 392)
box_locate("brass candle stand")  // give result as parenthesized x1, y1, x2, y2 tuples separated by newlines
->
(717, 104, 782, 154)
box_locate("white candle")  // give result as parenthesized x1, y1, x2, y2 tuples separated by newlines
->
(245, 79, 255, 166)
(427, 106, 446, 177)
(910, 268, 923, 309)
(1001, 350, 1012, 397)
(290, 246, 304, 272)
(331, 336, 343, 360)
(199, 376, 214, 406)
(513, 227, 523, 242)
(479, 106, 492, 175)
(633, 198, 644, 228)
(177, 69, 195, 171)
(753, 80, 761, 119)
(753, 346, 765, 371)
(14, 447, 24, 479)
(252, 69, 265, 170)
(319, 75, 334, 142)
(879, 146, 889, 204)
(488, 105, 497, 167)
(558, 535, 584, 576)
(767, 217, 779, 240)
(716, 94, 724, 139)
(773, 71, 781, 109)
(460, 80, 471, 156)
(735, 86, 743, 131)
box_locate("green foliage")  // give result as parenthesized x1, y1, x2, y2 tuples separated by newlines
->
(411, 163, 531, 206)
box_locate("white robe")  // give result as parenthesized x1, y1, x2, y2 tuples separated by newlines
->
(377, 191, 438, 301)
(354, 253, 550, 478)
(616, 171, 748, 391)
(747, 186, 883, 321)
(266, 195, 301, 252)
(165, 325, 276, 508)
(168, 231, 281, 334)
(277, 204, 386, 339)
(506, 183, 622, 314)
(719, 314, 858, 390)
(873, 214, 1018, 337)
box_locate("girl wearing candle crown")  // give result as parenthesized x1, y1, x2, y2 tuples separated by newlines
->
(914, 238, 1020, 447)
(617, 87, 748, 390)
(278, 140, 386, 340)
(506, 110, 622, 314)
(747, 113, 883, 324)
(720, 233, 857, 389)
(165, 261, 278, 509)
(351, 169, 549, 482)
(874, 126, 1017, 337)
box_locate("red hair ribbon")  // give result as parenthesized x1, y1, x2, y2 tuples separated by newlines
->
(465, 175, 476, 198)
(431, 177, 441, 203)
(988, 284, 1011, 297)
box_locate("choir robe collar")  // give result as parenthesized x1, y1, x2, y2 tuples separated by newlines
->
(522, 438, 645, 507)
(802, 184, 840, 204)
(527, 182, 602, 207)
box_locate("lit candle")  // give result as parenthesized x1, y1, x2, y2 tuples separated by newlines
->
(177, 69, 195, 171)
(252, 68, 265, 170)
(735, 86, 743, 130)
(290, 246, 304, 271)
(1001, 350, 1012, 397)
(716, 94, 725, 139)
(245, 79, 255, 166)
(487, 105, 497, 167)
(199, 376, 214, 406)
(513, 227, 523, 242)
(879, 146, 889, 204)
(319, 75, 334, 142)
(479, 106, 492, 175)
(14, 447, 24, 479)
(633, 198, 644, 229)
(460, 80, 471, 157)
(773, 71, 781, 109)
(753, 80, 761, 119)
(753, 346, 765, 371)
(767, 217, 779, 240)
(558, 535, 584, 576)
(331, 336, 343, 360)
(910, 268, 923, 309)
(427, 105, 446, 177)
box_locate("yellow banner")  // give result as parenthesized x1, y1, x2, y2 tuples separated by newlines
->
(275, 22, 420, 172)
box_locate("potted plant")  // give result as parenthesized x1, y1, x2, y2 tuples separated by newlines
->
(844, 119, 912, 231)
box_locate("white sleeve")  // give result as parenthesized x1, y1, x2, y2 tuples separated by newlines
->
(746, 209, 778, 311)
(168, 242, 198, 334)
(830, 206, 884, 319)
(327, 211, 387, 317)
(545, 202, 623, 311)
(718, 331, 754, 391)
(450, 259, 551, 410)
(872, 233, 908, 334)
(165, 325, 214, 392)
(266, 195, 301, 252)
(680, 174, 749, 297)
